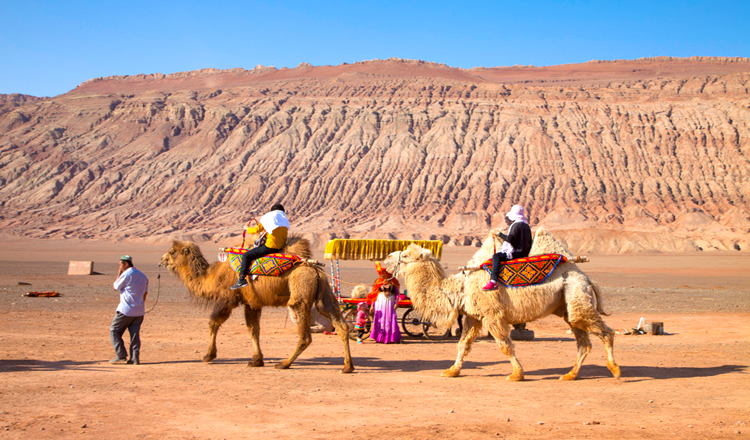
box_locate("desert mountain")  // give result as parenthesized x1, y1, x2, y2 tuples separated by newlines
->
(1, 57, 749, 253)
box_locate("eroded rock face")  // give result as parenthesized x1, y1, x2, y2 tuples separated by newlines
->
(1, 57, 749, 253)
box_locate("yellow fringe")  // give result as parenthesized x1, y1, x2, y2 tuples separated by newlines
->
(324, 239, 442, 261)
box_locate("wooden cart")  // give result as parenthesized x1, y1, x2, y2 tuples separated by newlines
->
(325, 239, 450, 341)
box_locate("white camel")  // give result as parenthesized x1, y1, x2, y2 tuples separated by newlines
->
(384, 228, 620, 381)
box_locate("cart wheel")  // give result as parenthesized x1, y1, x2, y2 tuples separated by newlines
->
(422, 320, 450, 341)
(343, 308, 370, 342)
(401, 307, 424, 338)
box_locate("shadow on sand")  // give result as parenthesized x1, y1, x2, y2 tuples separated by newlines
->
(197, 358, 749, 380)
(1, 359, 113, 372)
(0, 358, 208, 372)
(529, 364, 748, 381)
(162, 355, 492, 373)
(8, 357, 741, 381)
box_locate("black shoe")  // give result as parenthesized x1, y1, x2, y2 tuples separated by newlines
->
(127, 359, 140, 365)
(230, 278, 249, 290)
(109, 357, 127, 364)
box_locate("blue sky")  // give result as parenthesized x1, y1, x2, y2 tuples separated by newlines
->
(1, 0, 748, 97)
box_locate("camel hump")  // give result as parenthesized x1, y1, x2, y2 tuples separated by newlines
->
(283, 235, 313, 259)
(530, 227, 574, 258)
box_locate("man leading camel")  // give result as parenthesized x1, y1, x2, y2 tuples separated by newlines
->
(482, 204, 532, 291)
(231, 204, 289, 290)
(110, 255, 149, 364)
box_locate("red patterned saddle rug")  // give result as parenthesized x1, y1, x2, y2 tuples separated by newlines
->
(219, 247, 301, 276)
(480, 253, 567, 287)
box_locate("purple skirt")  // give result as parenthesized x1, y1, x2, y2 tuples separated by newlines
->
(369, 294, 401, 343)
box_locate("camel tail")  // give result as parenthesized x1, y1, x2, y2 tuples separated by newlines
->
(592, 281, 609, 316)
(310, 265, 339, 316)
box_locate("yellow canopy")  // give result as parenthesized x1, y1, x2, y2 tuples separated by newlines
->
(324, 239, 442, 261)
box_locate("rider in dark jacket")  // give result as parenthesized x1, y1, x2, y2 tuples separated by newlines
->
(483, 204, 532, 291)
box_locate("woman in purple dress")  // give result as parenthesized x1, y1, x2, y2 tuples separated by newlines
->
(369, 282, 401, 344)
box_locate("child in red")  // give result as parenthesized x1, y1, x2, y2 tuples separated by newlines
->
(355, 302, 369, 343)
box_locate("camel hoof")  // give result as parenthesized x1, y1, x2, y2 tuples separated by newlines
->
(248, 358, 264, 367)
(609, 363, 621, 379)
(441, 368, 461, 378)
(506, 373, 524, 381)
(202, 354, 216, 363)
(274, 362, 291, 370)
(560, 372, 577, 381)
(341, 365, 355, 374)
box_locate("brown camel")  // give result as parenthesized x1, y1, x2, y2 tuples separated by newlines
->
(160, 237, 354, 373)
(384, 228, 620, 381)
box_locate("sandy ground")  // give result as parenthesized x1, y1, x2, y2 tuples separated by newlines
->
(1, 236, 749, 439)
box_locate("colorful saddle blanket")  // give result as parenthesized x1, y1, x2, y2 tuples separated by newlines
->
(219, 247, 301, 276)
(480, 253, 567, 287)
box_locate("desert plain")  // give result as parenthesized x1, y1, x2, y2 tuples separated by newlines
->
(1, 235, 748, 440)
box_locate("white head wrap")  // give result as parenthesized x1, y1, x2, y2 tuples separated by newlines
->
(506, 205, 528, 223)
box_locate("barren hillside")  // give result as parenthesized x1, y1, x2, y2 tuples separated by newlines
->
(1, 57, 749, 253)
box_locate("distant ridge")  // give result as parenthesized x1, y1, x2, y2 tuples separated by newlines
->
(68, 56, 750, 95)
(1, 57, 749, 253)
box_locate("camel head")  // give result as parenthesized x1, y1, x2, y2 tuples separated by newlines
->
(160, 240, 210, 276)
(384, 243, 437, 273)
(385, 244, 456, 330)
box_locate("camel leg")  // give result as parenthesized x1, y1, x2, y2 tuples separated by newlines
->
(560, 324, 591, 380)
(442, 316, 482, 377)
(276, 302, 313, 370)
(243, 305, 264, 367)
(485, 319, 524, 381)
(204, 302, 233, 362)
(314, 300, 355, 374)
(566, 280, 621, 379)
(587, 319, 621, 379)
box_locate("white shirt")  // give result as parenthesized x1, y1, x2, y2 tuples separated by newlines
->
(259, 210, 290, 232)
(113, 267, 149, 316)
